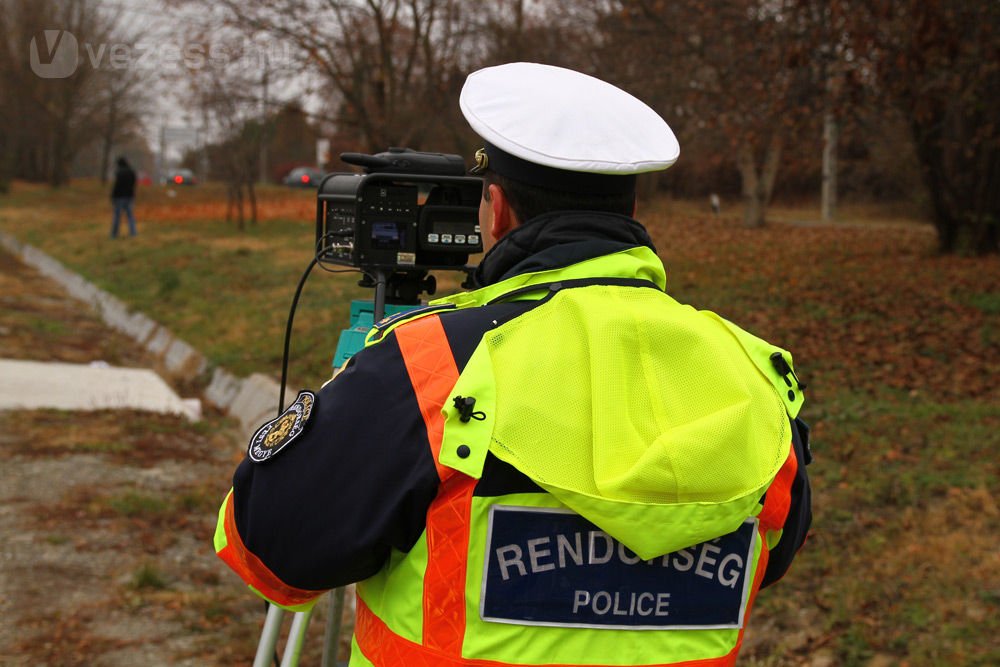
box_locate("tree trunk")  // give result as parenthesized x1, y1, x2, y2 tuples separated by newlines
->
(821, 111, 838, 222)
(737, 144, 762, 228)
(259, 65, 269, 184)
(0, 130, 9, 194)
(49, 119, 71, 188)
(247, 179, 258, 225)
(738, 137, 781, 228)
(935, 215, 959, 254)
(234, 185, 245, 231)
(226, 182, 236, 223)
(911, 113, 964, 254)
(761, 136, 782, 208)
(100, 102, 117, 185)
(970, 217, 999, 255)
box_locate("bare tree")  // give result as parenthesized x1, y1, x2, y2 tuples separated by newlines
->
(846, 0, 1000, 255)
(0, 0, 142, 187)
(175, 0, 482, 154)
(0, 23, 12, 192)
(469, 1, 591, 67)
(95, 54, 151, 183)
(625, 1, 823, 226)
(181, 32, 270, 229)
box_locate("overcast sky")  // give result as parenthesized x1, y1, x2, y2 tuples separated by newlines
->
(98, 0, 318, 162)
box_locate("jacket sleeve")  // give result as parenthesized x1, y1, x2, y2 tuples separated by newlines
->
(760, 416, 813, 589)
(213, 332, 441, 609)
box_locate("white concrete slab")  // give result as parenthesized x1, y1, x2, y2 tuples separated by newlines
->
(0, 359, 199, 420)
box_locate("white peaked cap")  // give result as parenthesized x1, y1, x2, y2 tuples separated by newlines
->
(460, 62, 679, 177)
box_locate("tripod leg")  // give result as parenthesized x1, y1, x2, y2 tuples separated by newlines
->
(321, 587, 348, 667)
(281, 609, 315, 666)
(253, 604, 285, 667)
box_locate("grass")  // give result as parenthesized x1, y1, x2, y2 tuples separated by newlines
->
(962, 290, 1000, 315)
(131, 562, 170, 590)
(28, 317, 71, 336)
(3, 179, 999, 664)
(747, 389, 1000, 665)
(1, 179, 369, 389)
(0, 408, 237, 465)
(77, 440, 132, 454)
(107, 492, 171, 518)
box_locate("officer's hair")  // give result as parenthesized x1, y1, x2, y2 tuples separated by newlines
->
(483, 170, 636, 224)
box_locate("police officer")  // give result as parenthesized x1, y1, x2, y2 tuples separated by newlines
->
(215, 63, 811, 666)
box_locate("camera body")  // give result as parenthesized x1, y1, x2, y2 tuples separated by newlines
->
(316, 149, 483, 271)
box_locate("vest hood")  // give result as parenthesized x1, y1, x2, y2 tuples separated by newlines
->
(439, 247, 798, 560)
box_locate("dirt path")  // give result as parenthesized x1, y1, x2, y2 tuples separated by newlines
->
(0, 248, 341, 665)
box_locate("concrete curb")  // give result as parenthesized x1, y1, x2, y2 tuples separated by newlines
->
(0, 231, 280, 438)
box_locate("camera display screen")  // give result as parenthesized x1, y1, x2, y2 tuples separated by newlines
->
(371, 221, 405, 250)
(433, 221, 474, 236)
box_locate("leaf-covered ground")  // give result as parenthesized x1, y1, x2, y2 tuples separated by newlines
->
(641, 203, 1000, 666)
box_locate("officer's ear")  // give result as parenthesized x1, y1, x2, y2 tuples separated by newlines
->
(488, 183, 520, 240)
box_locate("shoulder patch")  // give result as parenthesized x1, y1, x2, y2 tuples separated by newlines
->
(248, 390, 316, 463)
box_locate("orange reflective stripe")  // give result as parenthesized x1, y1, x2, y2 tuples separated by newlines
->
(356, 596, 741, 667)
(395, 315, 460, 481)
(215, 492, 324, 608)
(758, 443, 798, 532)
(422, 474, 476, 654)
(395, 313, 472, 653)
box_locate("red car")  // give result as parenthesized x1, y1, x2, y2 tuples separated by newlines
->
(283, 166, 325, 188)
(165, 168, 197, 185)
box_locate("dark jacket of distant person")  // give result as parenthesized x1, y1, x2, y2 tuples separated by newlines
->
(111, 158, 137, 200)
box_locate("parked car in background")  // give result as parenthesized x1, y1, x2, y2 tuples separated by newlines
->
(283, 166, 325, 188)
(165, 168, 197, 185)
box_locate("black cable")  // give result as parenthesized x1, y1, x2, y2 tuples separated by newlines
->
(278, 257, 319, 416)
(268, 245, 361, 666)
(270, 253, 328, 667)
(279, 241, 363, 415)
(315, 233, 362, 275)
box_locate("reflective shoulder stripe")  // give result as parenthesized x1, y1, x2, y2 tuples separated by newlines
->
(393, 312, 475, 655)
(214, 490, 324, 610)
(758, 443, 798, 533)
(394, 314, 460, 481)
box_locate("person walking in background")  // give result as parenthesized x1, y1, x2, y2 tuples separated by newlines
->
(110, 156, 137, 238)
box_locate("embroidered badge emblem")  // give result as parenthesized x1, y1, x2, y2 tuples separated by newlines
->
(248, 390, 315, 463)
